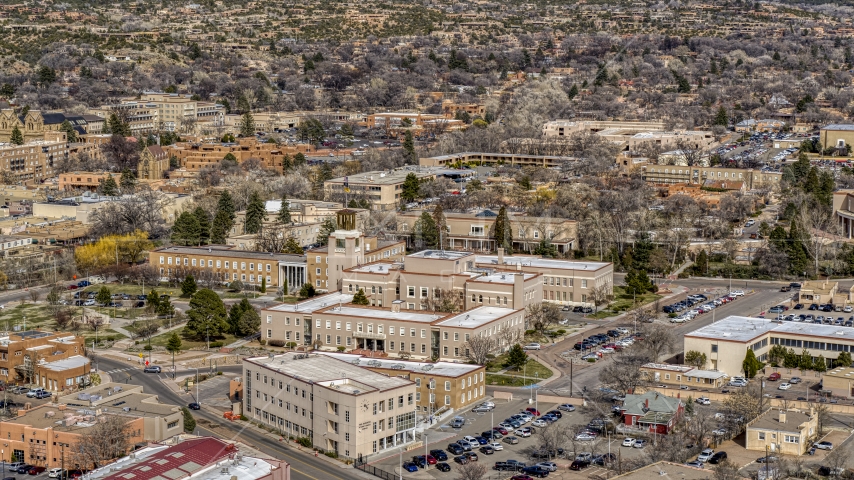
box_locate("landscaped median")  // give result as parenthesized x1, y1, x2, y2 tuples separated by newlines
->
(587, 285, 663, 319)
(485, 349, 553, 387)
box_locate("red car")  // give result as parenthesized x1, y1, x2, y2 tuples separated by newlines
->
(768, 373, 781, 381)
(67, 284, 78, 290)
(526, 408, 541, 416)
(28, 467, 46, 475)
(493, 426, 508, 435)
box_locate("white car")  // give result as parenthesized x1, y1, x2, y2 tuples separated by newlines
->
(778, 383, 791, 390)
(515, 428, 532, 437)
(532, 419, 548, 427)
(670, 317, 687, 323)
(730, 290, 745, 297)
(523, 343, 541, 350)
(481, 401, 496, 408)
(712, 428, 727, 436)
(575, 432, 596, 441)
(615, 327, 629, 334)
(49, 469, 63, 478)
(696, 397, 711, 405)
(697, 449, 715, 462)
(489, 442, 503, 451)
(622, 438, 636, 447)
(535, 463, 558, 472)
(845, 306, 853, 313)
(599, 347, 615, 354)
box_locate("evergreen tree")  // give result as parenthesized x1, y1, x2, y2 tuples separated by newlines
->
(193, 207, 211, 244)
(787, 222, 810, 275)
(282, 154, 292, 171)
(742, 349, 762, 378)
(237, 308, 261, 337)
(9, 125, 23, 145)
(107, 113, 131, 137)
(277, 197, 292, 224)
(282, 236, 303, 254)
(239, 112, 256, 137)
(813, 355, 827, 373)
(713, 106, 728, 126)
(186, 290, 228, 349)
(709, 57, 718, 74)
(166, 332, 182, 379)
(227, 298, 253, 335)
(244, 191, 267, 234)
(96, 286, 112, 306)
(352, 288, 369, 305)
(413, 211, 439, 249)
(493, 205, 512, 254)
(695, 250, 709, 275)
(568, 84, 579, 100)
(299, 283, 316, 298)
(533, 239, 558, 258)
(120, 169, 136, 191)
(505, 344, 528, 369)
(181, 275, 197, 297)
(316, 217, 337, 246)
(260, 277, 267, 293)
(101, 175, 119, 196)
(401, 173, 420, 203)
(172, 211, 202, 246)
(594, 65, 608, 86)
(403, 130, 415, 163)
(836, 351, 852, 368)
(181, 407, 196, 433)
(210, 192, 236, 244)
(59, 119, 77, 142)
(293, 152, 307, 167)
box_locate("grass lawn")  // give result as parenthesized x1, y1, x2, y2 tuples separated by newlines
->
(589, 286, 662, 319)
(79, 328, 125, 342)
(485, 352, 552, 386)
(146, 328, 239, 350)
(0, 303, 55, 331)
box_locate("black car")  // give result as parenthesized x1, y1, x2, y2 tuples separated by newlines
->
(479, 446, 494, 455)
(572, 306, 583, 313)
(521, 467, 549, 478)
(135, 301, 145, 308)
(546, 410, 562, 418)
(448, 444, 464, 455)
(137, 295, 147, 300)
(531, 449, 564, 459)
(15, 466, 31, 475)
(188, 402, 201, 410)
(569, 460, 590, 471)
(453, 456, 468, 465)
(436, 463, 451, 472)
(708, 452, 728, 464)
(430, 449, 448, 461)
(494, 462, 525, 472)
(592, 453, 616, 466)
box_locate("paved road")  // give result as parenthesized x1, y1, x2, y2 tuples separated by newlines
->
(94, 355, 361, 480)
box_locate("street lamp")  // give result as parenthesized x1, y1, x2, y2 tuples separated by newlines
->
(192, 367, 199, 405)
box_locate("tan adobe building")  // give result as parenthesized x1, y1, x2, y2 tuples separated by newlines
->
(0, 330, 89, 391)
(150, 245, 306, 290)
(308, 211, 406, 292)
(324, 169, 436, 211)
(58, 145, 168, 191)
(745, 409, 816, 456)
(244, 352, 417, 459)
(164, 138, 313, 174)
(396, 209, 578, 254)
(819, 365, 854, 398)
(797, 280, 852, 305)
(641, 165, 782, 190)
(317, 351, 486, 416)
(541, 120, 667, 137)
(262, 292, 353, 345)
(0, 383, 183, 468)
(418, 152, 581, 168)
(90, 102, 158, 135)
(0, 111, 85, 144)
(639, 363, 729, 389)
(57, 172, 110, 191)
(683, 316, 854, 376)
(266, 199, 370, 225)
(0, 131, 68, 183)
(820, 124, 854, 151)
(832, 190, 854, 239)
(136, 93, 225, 133)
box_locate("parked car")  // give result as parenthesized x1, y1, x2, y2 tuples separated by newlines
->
(523, 343, 541, 350)
(814, 441, 833, 450)
(790, 377, 802, 384)
(49, 468, 63, 478)
(447, 444, 464, 455)
(708, 452, 728, 464)
(402, 462, 418, 472)
(520, 467, 549, 478)
(34, 391, 51, 399)
(143, 366, 161, 373)
(697, 449, 715, 462)
(768, 373, 781, 381)
(633, 439, 647, 449)
(696, 397, 711, 405)
(778, 383, 791, 390)
(503, 436, 519, 445)
(453, 456, 468, 465)
(592, 454, 616, 466)
(489, 443, 503, 451)
(557, 404, 575, 412)
(568, 460, 589, 471)
(430, 450, 448, 461)
(436, 463, 451, 472)
(27, 467, 45, 476)
(621, 438, 636, 447)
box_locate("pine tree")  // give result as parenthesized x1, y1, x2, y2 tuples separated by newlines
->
(432, 205, 447, 249)
(493, 205, 512, 254)
(239, 112, 255, 137)
(181, 275, 198, 297)
(101, 175, 119, 196)
(401, 173, 420, 203)
(227, 298, 253, 335)
(293, 152, 307, 167)
(120, 169, 136, 191)
(260, 276, 267, 294)
(172, 211, 201, 246)
(352, 288, 369, 305)
(59, 119, 77, 142)
(282, 154, 292, 171)
(166, 332, 182, 379)
(413, 211, 438, 249)
(714, 106, 728, 126)
(9, 125, 23, 145)
(742, 349, 762, 378)
(568, 84, 579, 100)
(181, 407, 196, 433)
(278, 197, 292, 224)
(403, 130, 415, 163)
(210, 192, 236, 244)
(193, 207, 211, 244)
(282, 236, 303, 254)
(244, 191, 267, 234)
(709, 57, 718, 74)
(505, 344, 528, 369)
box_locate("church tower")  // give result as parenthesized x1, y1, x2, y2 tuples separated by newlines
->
(326, 209, 365, 292)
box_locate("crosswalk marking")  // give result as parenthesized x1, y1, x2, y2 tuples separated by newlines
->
(105, 367, 136, 374)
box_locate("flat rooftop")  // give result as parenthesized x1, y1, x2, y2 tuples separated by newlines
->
(475, 255, 610, 272)
(347, 262, 399, 274)
(320, 305, 443, 323)
(42, 355, 89, 372)
(749, 409, 812, 434)
(328, 169, 433, 185)
(435, 306, 518, 328)
(683, 316, 777, 342)
(153, 245, 305, 262)
(316, 352, 483, 377)
(469, 272, 535, 284)
(247, 352, 412, 394)
(266, 292, 353, 313)
(611, 461, 713, 480)
(408, 249, 473, 260)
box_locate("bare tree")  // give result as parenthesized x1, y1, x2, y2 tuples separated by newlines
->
(464, 336, 496, 365)
(424, 288, 463, 313)
(590, 284, 613, 313)
(638, 323, 675, 361)
(71, 415, 132, 469)
(525, 302, 561, 337)
(455, 461, 487, 480)
(29, 289, 40, 303)
(599, 353, 650, 394)
(498, 327, 523, 350)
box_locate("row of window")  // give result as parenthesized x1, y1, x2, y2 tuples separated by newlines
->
(415, 386, 484, 405)
(160, 268, 270, 283)
(770, 337, 854, 352)
(543, 276, 586, 288)
(414, 372, 484, 390)
(159, 256, 273, 272)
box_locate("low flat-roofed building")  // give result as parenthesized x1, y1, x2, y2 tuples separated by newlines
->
(243, 352, 417, 459)
(323, 169, 436, 211)
(263, 292, 354, 346)
(639, 363, 729, 388)
(610, 461, 713, 479)
(797, 280, 848, 305)
(149, 245, 306, 290)
(315, 351, 485, 416)
(821, 365, 854, 398)
(745, 408, 816, 456)
(86, 437, 290, 480)
(820, 124, 854, 151)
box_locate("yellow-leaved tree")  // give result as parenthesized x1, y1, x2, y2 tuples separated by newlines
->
(75, 231, 154, 271)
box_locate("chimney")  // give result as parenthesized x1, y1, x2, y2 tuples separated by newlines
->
(391, 300, 402, 313)
(778, 410, 786, 424)
(497, 247, 504, 264)
(645, 399, 649, 409)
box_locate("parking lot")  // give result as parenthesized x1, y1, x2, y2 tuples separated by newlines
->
(0, 462, 58, 480)
(368, 397, 652, 479)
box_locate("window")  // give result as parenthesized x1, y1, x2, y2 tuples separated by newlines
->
(420, 287, 428, 298)
(711, 345, 718, 353)
(421, 344, 426, 353)
(421, 329, 426, 338)
(581, 280, 588, 288)
(410, 328, 416, 337)
(471, 226, 484, 235)
(784, 435, 799, 444)
(444, 381, 451, 391)
(408, 286, 415, 297)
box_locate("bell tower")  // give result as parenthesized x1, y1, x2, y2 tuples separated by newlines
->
(327, 209, 365, 292)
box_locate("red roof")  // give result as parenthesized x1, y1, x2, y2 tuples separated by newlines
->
(105, 438, 238, 480)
